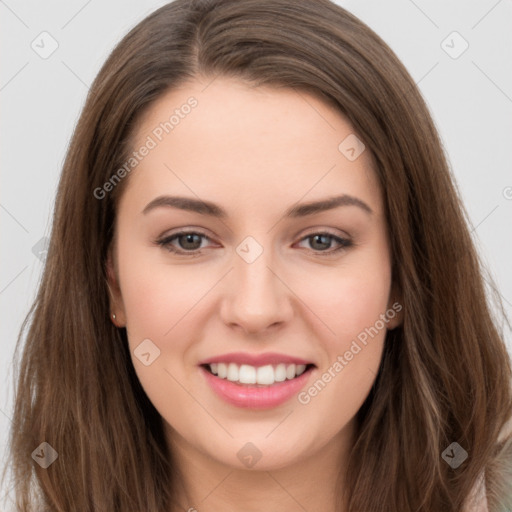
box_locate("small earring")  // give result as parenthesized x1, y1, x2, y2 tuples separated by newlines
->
(112, 313, 116, 320)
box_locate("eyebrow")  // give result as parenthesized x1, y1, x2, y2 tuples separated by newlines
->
(142, 194, 373, 218)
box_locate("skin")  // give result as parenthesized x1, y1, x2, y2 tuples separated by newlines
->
(107, 75, 403, 512)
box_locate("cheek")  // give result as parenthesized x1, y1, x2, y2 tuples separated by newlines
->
(299, 271, 391, 429)
(117, 243, 205, 346)
(337, 271, 391, 338)
(116, 248, 205, 409)
(292, 256, 392, 346)
(297, 254, 392, 419)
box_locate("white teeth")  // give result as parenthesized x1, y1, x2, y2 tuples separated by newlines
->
(256, 365, 274, 385)
(227, 363, 239, 382)
(274, 364, 287, 382)
(217, 363, 227, 379)
(296, 364, 306, 376)
(239, 364, 256, 384)
(207, 362, 310, 386)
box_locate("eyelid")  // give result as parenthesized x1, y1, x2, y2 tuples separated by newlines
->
(298, 226, 351, 240)
(155, 229, 218, 252)
(156, 226, 217, 242)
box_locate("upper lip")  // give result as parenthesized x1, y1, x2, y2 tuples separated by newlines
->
(199, 352, 315, 367)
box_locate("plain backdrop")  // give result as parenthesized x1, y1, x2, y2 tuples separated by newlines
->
(1, 0, 511, 507)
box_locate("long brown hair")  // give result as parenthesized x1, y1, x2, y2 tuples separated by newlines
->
(4, 0, 512, 510)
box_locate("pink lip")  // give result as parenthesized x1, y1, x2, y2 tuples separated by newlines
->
(198, 351, 313, 367)
(200, 365, 315, 409)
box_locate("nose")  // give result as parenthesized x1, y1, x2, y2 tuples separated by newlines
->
(219, 241, 294, 335)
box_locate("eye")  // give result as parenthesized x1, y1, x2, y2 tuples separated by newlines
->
(295, 232, 352, 256)
(156, 231, 213, 256)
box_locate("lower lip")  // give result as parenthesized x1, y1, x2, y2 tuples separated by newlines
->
(200, 366, 314, 409)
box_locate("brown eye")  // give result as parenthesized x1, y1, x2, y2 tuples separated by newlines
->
(296, 232, 352, 255)
(156, 231, 211, 255)
(174, 233, 204, 251)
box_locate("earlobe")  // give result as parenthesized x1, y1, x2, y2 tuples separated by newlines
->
(386, 282, 404, 330)
(386, 300, 404, 330)
(106, 248, 127, 327)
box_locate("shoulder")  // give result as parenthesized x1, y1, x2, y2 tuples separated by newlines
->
(463, 415, 512, 512)
(498, 413, 512, 443)
(464, 471, 488, 512)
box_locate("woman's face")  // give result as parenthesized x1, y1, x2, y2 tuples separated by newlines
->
(108, 76, 401, 471)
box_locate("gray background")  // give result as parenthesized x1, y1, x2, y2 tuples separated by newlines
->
(1, 0, 511, 507)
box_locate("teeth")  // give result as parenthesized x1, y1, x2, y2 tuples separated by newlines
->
(274, 363, 287, 382)
(227, 363, 239, 382)
(256, 365, 274, 385)
(239, 364, 256, 384)
(207, 362, 309, 386)
(217, 363, 227, 379)
(296, 364, 306, 376)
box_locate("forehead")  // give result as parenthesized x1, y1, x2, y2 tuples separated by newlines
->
(122, 76, 382, 217)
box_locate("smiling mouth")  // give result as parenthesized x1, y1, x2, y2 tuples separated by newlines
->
(201, 362, 316, 387)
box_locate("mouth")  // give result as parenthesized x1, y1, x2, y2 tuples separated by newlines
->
(198, 355, 317, 409)
(201, 362, 316, 387)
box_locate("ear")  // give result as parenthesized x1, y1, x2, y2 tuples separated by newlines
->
(106, 246, 126, 326)
(385, 280, 404, 330)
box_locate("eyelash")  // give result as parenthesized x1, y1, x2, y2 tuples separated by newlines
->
(155, 230, 353, 257)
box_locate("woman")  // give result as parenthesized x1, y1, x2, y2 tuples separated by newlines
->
(4, 0, 512, 510)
